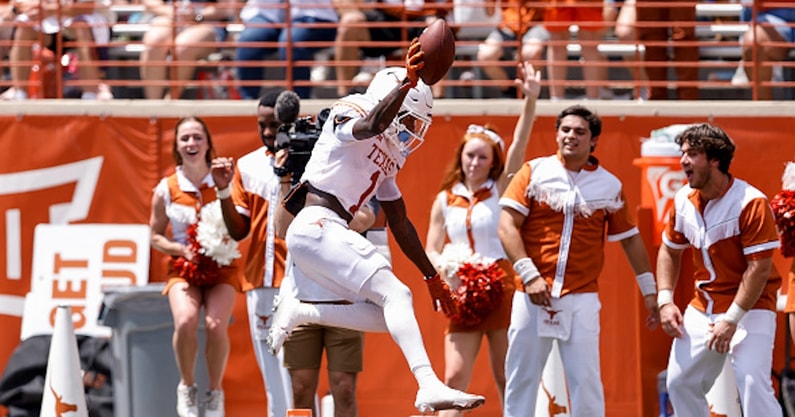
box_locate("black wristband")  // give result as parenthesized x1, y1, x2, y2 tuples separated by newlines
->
(273, 166, 289, 177)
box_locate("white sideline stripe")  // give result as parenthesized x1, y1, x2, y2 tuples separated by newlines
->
(0, 295, 25, 317)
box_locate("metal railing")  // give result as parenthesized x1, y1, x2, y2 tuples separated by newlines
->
(0, 0, 792, 100)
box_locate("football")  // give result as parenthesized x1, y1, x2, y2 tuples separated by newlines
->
(417, 19, 456, 86)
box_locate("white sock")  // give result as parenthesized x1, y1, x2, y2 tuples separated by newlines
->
(308, 302, 388, 332)
(14, 89, 28, 100)
(359, 271, 438, 388)
(412, 364, 441, 389)
(81, 91, 98, 100)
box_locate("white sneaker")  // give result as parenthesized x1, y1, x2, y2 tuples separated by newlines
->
(310, 65, 329, 83)
(176, 384, 198, 417)
(414, 384, 485, 413)
(204, 390, 224, 417)
(265, 295, 301, 355)
(731, 62, 749, 86)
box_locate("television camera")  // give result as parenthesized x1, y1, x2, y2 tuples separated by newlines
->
(275, 108, 329, 185)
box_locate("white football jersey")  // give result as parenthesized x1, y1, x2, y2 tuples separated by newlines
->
(300, 94, 405, 217)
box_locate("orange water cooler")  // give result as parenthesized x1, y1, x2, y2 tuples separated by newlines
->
(633, 130, 688, 247)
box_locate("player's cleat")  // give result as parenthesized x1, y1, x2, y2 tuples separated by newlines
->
(266, 295, 302, 355)
(204, 389, 225, 417)
(414, 384, 486, 413)
(176, 383, 199, 417)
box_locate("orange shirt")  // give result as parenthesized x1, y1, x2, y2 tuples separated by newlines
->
(500, 154, 637, 297)
(160, 172, 240, 292)
(232, 148, 287, 291)
(499, 0, 543, 36)
(663, 178, 781, 314)
(786, 260, 795, 313)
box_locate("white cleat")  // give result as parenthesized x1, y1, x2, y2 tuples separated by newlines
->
(265, 295, 301, 355)
(414, 384, 485, 413)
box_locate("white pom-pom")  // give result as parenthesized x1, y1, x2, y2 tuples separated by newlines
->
(783, 162, 795, 191)
(196, 200, 241, 266)
(434, 242, 483, 290)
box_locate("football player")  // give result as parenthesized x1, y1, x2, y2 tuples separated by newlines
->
(267, 38, 486, 414)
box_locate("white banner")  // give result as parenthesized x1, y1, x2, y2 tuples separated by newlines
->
(21, 224, 150, 340)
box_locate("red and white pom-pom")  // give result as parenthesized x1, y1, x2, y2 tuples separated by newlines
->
(174, 222, 221, 286)
(783, 162, 795, 191)
(196, 200, 241, 266)
(773, 162, 795, 258)
(446, 261, 505, 327)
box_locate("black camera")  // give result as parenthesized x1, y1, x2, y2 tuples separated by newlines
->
(275, 108, 329, 184)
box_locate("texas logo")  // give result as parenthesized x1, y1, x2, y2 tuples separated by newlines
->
(542, 308, 562, 326)
(50, 384, 78, 417)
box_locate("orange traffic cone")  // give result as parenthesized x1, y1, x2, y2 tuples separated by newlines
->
(39, 305, 88, 417)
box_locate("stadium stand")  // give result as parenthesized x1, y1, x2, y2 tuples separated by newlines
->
(0, 0, 792, 100)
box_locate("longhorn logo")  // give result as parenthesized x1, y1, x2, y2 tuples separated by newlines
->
(50, 384, 78, 417)
(543, 309, 562, 320)
(541, 379, 568, 416)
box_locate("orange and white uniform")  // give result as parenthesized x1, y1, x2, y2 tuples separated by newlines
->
(662, 177, 782, 417)
(232, 148, 287, 291)
(437, 180, 516, 333)
(300, 94, 404, 218)
(286, 93, 396, 297)
(500, 154, 637, 295)
(155, 169, 240, 293)
(230, 147, 292, 417)
(499, 154, 636, 417)
(663, 178, 780, 315)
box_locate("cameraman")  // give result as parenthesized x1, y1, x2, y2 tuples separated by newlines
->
(211, 90, 367, 417)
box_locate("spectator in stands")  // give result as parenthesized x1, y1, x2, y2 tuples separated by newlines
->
(739, 1, 795, 100)
(475, 1, 547, 98)
(333, 0, 446, 97)
(139, 0, 235, 99)
(604, 0, 648, 100)
(0, 2, 14, 98)
(636, 0, 699, 100)
(543, 0, 609, 100)
(234, 0, 337, 99)
(0, 2, 13, 58)
(6, 0, 114, 100)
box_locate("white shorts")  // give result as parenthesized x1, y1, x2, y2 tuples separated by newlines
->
(285, 205, 391, 301)
(16, 12, 112, 44)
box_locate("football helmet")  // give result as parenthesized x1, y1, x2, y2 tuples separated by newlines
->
(366, 67, 433, 156)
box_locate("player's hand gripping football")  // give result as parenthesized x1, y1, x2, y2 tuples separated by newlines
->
(403, 38, 425, 90)
(424, 273, 457, 316)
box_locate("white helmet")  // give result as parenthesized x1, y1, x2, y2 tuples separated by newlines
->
(366, 67, 433, 156)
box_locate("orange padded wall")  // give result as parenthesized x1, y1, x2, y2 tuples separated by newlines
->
(1, 112, 794, 417)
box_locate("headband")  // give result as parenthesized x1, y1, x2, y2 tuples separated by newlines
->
(466, 124, 504, 152)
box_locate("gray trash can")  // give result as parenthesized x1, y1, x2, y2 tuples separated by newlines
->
(98, 284, 208, 417)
